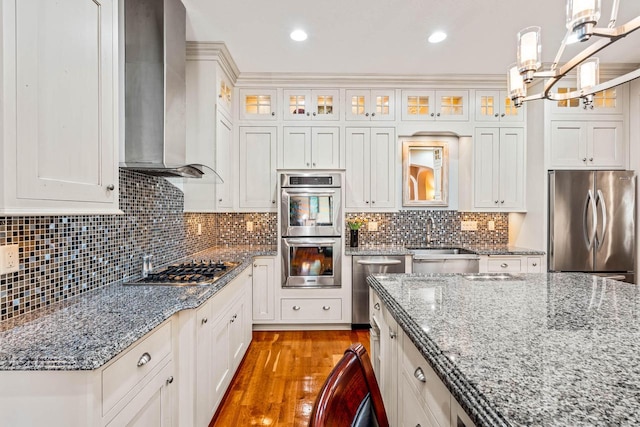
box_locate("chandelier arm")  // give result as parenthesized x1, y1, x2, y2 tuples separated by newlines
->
(609, 0, 620, 28)
(551, 30, 573, 71)
(533, 68, 640, 102)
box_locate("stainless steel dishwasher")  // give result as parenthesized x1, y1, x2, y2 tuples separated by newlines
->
(352, 256, 406, 328)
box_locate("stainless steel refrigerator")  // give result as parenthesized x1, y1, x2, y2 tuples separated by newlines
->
(548, 170, 636, 283)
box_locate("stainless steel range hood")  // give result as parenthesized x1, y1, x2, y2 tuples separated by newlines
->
(120, 0, 221, 182)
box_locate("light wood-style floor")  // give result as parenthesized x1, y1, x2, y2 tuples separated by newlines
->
(210, 330, 370, 427)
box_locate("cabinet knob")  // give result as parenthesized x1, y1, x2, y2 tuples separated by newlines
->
(306, 112, 310, 116)
(500, 200, 504, 204)
(494, 200, 499, 204)
(365, 200, 369, 204)
(389, 331, 397, 339)
(374, 302, 380, 310)
(272, 200, 276, 204)
(322, 305, 331, 310)
(583, 157, 587, 162)
(371, 112, 376, 117)
(201, 317, 208, 325)
(365, 112, 370, 117)
(501, 113, 506, 117)
(532, 262, 538, 267)
(371, 200, 375, 204)
(430, 113, 435, 117)
(137, 352, 151, 367)
(254, 264, 258, 267)
(271, 112, 275, 116)
(106, 184, 115, 191)
(306, 163, 310, 167)
(218, 198, 223, 202)
(589, 157, 594, 162)
(312, 163, 316, 167)
(501, 263, 508, 268)
(293, 305, 301, 311)
(313, 112, 317, 116)
(494, 113, 499, 117)
(166, 376, 174, 385)
(436, 112, 441, 117)
(414, 367, 427, 383)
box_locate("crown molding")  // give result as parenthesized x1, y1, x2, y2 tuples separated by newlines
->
(186, 41, 240, 83)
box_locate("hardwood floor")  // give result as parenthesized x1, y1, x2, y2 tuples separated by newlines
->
(210, 330, 371, 427)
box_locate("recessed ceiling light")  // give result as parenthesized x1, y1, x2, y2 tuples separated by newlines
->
(428, 31, 447, 44)
(290, 29, 308, 42)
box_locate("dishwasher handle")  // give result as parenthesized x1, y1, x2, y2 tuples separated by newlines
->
(356, 259, 403, 266)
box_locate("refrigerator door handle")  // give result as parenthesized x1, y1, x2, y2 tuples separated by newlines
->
(595, 189, 607, 250)
(583, 190, 598, 250)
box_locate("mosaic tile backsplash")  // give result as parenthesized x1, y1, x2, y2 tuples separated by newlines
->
(346, 211, 509, 247)
(0, 169, 508, 322)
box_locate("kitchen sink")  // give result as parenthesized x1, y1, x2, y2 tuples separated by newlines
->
(408, 247, 476, 255)
(410, 248, 480, 274)
(462, 273, 523, 281)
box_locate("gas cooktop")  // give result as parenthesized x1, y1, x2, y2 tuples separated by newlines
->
(124, 260, 240, 286)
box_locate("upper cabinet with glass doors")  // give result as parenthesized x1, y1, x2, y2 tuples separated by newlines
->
(345, 90, 395, 121)
(239, 89, 278, 120)
(548, 82, 625, 115)
(283, 89, 340, 120)
(401, 90, 469, 121)
(475, 90, 524, 122)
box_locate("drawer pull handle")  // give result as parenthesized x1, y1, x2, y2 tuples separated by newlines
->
(414, 367, 426, 383)
(322, 305, 331, 310)
(166, 376, 174, 385)
(293, 305, 301, 311)
(137, 352, 151, 367)
(501, 263, 508, 268)
(389, 331, 397, 339)
(374, 302, 380, 310)
(532, 262, 537, 267)
(201, 317, 208, 325)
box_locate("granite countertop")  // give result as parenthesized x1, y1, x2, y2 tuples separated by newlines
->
(0, 245, 276, 371)
(345, 244, 545, 256)
(368, 273, 640, 427)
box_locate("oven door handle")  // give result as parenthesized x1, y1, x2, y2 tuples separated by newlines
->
(285, 239, 337, 245)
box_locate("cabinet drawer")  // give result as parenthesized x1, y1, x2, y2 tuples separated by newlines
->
(280, 298, 342, 321)
(399, 372, 441, 427)
(102, 321, 172, 415)
(486, 257, 522, 272)
(401, 333, 450, 426)
(527, 257, 542, 273)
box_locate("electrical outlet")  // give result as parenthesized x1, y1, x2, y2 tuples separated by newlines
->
(197, 223, 202, 235)
(0, 244, 19, 275)
(246, 221, 254, 232)
(367, 221, 378, 232)
(487, 220, 495, 231)
(460, 221, 478, 231)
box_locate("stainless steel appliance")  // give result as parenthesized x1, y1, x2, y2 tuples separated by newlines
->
(548, 170, 636, 283)
(411, 248, 480, 274)
(352, 256, 406, 327)
(124, 260, 239, 286)
(281, 238, 341, 288)
(280, 172, 342, 237)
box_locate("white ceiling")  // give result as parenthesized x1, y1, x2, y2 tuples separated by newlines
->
(182, 0, 640, 77)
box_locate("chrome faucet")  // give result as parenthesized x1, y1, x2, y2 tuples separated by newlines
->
(426, 217, 435, 245)
(142, 254, 154, 278)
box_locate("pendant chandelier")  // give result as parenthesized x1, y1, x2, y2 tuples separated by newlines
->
(508, 0, 640, 109)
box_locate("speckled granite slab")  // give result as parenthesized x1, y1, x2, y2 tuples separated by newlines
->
(346, 244, 544, 257)
(368, 272, 640, 427)
(0, 245, 276, 371)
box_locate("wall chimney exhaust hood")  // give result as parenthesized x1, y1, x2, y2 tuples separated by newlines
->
(120, 0, 222, 182)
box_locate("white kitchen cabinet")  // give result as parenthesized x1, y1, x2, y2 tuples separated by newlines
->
(398, 370, 441, 427)
(239, 89, 278, 120)
(184, 57, 235, 212)
(239, 126, 278, 210)
(0, 318, 177, 427)
(548, 83, 625, 115)
(401, 90, 469, 121)
(345, 89, 395, 121)
(283, 89, 340, 121)
(549, 120, 626, 169)
(475, 90, 524, 122)
(194, 267, 252, 427)
(1, 0, 119, 215)
(252, 257, 276, 321)
(281, 127, 341, 169)
(479, 255, 543, 273)
(451, 396, 477, 427)
(345, 127, 396, 210)
(473, 127, 525, 211)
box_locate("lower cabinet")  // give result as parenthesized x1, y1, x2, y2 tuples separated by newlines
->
(479, 255, 543, 273)
(370, 289, 477, 427)
(0, 319, 177, 427)
(252, 257, 276, 321)
(280, 298, 342, 321)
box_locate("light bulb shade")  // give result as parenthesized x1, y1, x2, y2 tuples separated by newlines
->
(517, 26, 541, 76)
(577, 57, 599, 90)
(566, 0, 601, 31)
(508, 64, 525, 98)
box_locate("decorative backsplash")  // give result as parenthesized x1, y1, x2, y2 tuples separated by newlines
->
(1, 170, 507, 322)
(346, 211, 509, 247)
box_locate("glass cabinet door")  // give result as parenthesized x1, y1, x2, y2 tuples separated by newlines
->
(475, 90, 524, 122)
(345, 90, 394, 121)
(239, 89, 277, 120)
(283, 90, 339, 120)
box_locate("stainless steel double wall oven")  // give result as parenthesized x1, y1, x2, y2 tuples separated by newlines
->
(280, 172, 343, 288)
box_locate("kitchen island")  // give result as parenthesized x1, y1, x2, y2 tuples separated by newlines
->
(369, 272, 640, 426)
